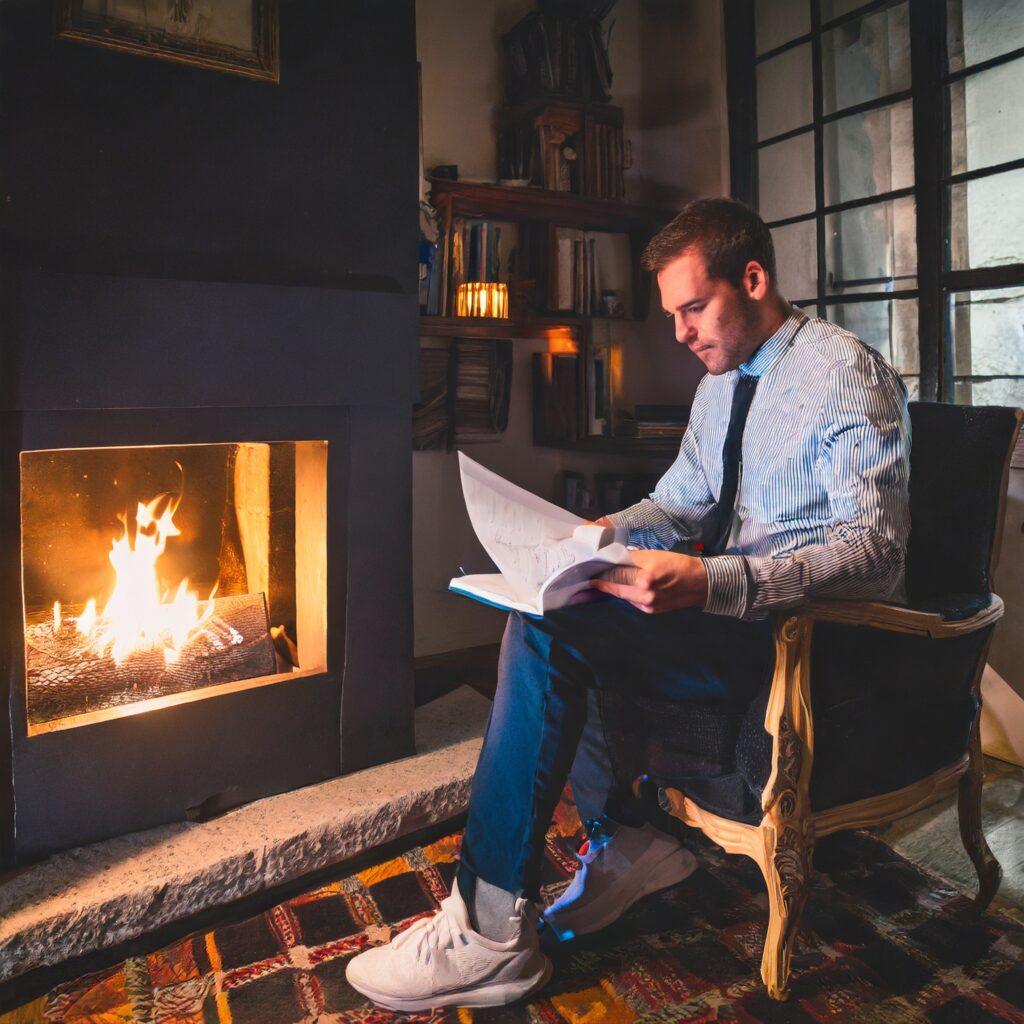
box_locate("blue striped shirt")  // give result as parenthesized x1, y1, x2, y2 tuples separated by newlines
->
(606, 312, 911, 621)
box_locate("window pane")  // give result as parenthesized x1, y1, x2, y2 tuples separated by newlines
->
(757, 43, 813, 140)
(951, 286, 1024, 393)
(949, 57, 1024, 174)
(772, 218, 818, 301)
(822, 0, 867, 21)
(826, 299, 920, 374)
(823, 99, 914, 205)
(822, 3, 911, 115)
(825, 197, 917, 294)
(949, 167, 1024, 269)
(948, 0, 1024, 73)
(758, 131, 815, 221)
(756, 0, 810, 55)
(954, 377, 1024, 404)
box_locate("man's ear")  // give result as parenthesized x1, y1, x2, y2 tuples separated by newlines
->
(743, 260, 770, 301)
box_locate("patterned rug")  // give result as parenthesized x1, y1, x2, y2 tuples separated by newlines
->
(4, 791, 1024, 1024)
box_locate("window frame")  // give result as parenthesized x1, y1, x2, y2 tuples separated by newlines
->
(724, 0, 1024, 402)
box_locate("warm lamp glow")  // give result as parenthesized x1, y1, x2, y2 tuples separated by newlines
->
(546, 327, 579, 354)
(456, 282, 509, 318)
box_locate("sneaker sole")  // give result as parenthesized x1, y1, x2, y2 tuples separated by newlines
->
(345, 955, 553, 1012)
(543, 847, 698, 940)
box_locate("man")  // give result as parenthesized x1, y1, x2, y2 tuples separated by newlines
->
(346, 198, 910, 1012)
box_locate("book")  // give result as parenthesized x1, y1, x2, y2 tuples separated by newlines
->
(449, 453, 633, 616)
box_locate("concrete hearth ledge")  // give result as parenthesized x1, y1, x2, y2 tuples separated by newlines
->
(0, 685, 492, 985)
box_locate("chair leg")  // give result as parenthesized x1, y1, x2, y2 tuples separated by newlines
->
(958, 726, 1002, 912)
(757, 821, 814, 1001)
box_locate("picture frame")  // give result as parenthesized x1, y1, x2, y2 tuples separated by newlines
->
(56, 0, 280, 84)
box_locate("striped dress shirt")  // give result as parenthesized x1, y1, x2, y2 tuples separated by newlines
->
(606, 311, 911, 621)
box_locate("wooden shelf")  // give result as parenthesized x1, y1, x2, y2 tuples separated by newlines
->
(420, 314, 581, 340)
(428, 178, 672, 231)
(536, 436, 680, 458)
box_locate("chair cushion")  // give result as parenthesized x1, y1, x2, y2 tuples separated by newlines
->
(620, 615, 993, 824)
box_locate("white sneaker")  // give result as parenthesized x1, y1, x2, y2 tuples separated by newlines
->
(543, 821, 698, 940)
(345, 881, 552, 1012)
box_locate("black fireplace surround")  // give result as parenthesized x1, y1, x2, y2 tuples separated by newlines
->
(0, 1, 419, 865)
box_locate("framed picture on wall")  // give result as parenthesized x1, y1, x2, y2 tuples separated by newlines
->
(56, 0, 280, 83)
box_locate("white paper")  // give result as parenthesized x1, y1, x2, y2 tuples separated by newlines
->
(457, 453, 631, 606)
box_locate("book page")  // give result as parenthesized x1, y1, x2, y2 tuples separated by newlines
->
(459, 452, 590, 600)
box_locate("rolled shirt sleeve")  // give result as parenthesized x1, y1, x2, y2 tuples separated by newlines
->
(702, 355, 911, 620)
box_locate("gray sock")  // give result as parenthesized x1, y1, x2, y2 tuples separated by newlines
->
(467, 876, 520, 941)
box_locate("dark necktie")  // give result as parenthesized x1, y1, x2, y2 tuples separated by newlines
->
(705, 373, 759, 555)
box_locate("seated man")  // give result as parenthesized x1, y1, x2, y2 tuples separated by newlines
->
(346, 198, 911, 1013)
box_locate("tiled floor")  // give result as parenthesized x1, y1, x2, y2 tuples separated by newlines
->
(874, 756, 1024, 911)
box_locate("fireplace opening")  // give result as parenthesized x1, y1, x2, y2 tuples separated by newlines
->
(20, 440, 328, 735)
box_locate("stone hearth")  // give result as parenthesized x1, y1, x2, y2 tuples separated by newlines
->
(0, 686, 490, 985)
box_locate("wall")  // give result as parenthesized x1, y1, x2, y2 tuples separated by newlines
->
(0, 0, 422, 860)
(414, 0, 729, 656)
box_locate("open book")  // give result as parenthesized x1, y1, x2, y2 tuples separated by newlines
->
(449, 452, 634, 616)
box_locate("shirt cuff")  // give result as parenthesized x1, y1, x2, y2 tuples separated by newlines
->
(605, 499, 681, 550)
(702, 555, 750, 619)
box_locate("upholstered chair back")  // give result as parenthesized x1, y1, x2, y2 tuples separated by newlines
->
(905, 402, 1021, 616)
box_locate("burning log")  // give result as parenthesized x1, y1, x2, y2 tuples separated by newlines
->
(26, 592, 277, 726)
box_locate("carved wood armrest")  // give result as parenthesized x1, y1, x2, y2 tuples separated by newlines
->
(799, 594, 1004, 639)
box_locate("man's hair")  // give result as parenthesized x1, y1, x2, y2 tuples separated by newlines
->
(641, 197, 777, 288)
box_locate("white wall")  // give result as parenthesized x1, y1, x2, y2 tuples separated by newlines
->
(414, 0, 729, 656)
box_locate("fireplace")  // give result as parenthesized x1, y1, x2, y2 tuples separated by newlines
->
(21, 440, 327, 734)
(0, 0, 419, 867)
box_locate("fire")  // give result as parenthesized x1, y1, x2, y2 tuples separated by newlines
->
(53, 473, 215, 666)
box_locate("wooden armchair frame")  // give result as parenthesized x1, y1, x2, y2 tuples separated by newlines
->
(658, 598, 1004, 1000)
(658, 406, 1021, 1000)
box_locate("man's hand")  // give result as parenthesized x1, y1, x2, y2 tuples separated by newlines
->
(591, 549, 709, 614)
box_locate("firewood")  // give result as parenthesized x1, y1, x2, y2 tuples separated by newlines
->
(26, 592, 277, 726)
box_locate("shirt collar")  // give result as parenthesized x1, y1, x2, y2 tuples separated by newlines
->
(738, 310, 809, 378)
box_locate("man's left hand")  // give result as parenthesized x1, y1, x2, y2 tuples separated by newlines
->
(591, 549, 709, 614)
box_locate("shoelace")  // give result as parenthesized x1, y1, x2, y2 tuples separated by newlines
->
(391, 903, 468, 965)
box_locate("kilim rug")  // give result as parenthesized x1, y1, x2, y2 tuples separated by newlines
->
(4, 790, 1024, 1024)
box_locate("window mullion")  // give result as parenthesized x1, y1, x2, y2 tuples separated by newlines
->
(811, 0, 826, 320)
(909, 0, 947, 401)
(725, 0, 758, 205)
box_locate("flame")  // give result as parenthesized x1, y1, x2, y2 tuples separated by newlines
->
(70, 470, 215, 666)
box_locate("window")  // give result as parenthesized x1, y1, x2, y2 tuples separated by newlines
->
(725, 0, 1024, 406)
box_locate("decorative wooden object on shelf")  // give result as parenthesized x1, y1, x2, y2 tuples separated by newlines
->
(498, 97, 625, 200)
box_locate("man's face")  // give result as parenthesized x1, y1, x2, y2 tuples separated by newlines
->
(657, 248, 766, 375)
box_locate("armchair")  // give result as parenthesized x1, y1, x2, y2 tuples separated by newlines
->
(619, 401, 1022, 1000)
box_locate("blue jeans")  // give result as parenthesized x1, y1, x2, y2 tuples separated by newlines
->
(457, 598, 773, 900)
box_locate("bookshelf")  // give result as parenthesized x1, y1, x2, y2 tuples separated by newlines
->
(420, 179, 680, 459)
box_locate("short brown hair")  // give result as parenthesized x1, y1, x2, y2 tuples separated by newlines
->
(641, 197, 777, 288)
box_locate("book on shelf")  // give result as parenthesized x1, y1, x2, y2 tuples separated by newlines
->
(533, 351, 578, 443)
(502, 12, 613, 105)
(626, 403, 689, 440)
(454, 339, 513, 443)
(449, 453, 631, 616)
(412, 346, 451, 450)
(440, 217, 518, 316)
(550, 228, 632, 316)
(413, 340, 513, 450)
